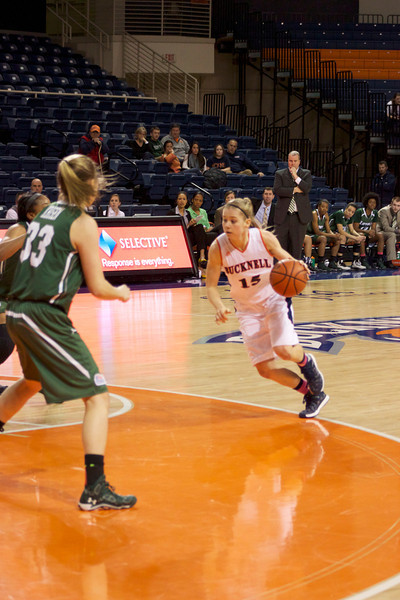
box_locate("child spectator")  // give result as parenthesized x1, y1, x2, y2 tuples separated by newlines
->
(160, 140, 181, 173)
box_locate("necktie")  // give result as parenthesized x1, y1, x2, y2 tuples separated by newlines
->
(288, 195, 297, 213)
(392, 215, 397, 228)
(262, 206, 270, 228)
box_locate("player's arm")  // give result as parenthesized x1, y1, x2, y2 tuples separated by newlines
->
(70, 213, 130, 302)
(0, 224, 28, 261)
(206, 240, 231, 324)
(336, 222, 354, 240)
(348, 222, 365, 240)
(324, 216, 339, 239)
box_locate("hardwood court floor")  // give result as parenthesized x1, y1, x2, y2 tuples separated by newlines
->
(1, 272, 400, 600)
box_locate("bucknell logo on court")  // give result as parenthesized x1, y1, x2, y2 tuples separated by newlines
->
(194, 317, 400, 354)
(99, 230, 117, 257)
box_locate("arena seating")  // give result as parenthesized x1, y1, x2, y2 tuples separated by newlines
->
(0, 31, 352, 215)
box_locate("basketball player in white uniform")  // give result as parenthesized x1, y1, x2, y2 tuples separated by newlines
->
(206, 198, 329, 418)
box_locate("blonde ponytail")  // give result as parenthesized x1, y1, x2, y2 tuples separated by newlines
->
(57, 154, 105, 210)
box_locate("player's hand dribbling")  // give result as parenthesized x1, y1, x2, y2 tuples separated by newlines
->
(215, 306, 231, 324)
(117, 284, 130, 302)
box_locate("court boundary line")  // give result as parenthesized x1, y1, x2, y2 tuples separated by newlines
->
(3, 393, 133, 434)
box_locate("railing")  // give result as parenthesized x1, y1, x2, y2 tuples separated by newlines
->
(123, 33, 199, 112)
(125, 0, 212, 38)
(46, 4, 72, 47)
(47, 1, 110, 50)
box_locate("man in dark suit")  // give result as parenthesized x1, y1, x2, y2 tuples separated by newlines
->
(273, 151, 312, 259)
(251, 187, 275, 230)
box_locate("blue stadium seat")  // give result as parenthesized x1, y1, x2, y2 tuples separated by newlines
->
(0, 156, 19, 171)
(317, 187, 333, 201)
(41, 157, 60, 171)
(19, 156, 41, 171)
(151, 205, 171, 216)
(6, 143, 27, 157)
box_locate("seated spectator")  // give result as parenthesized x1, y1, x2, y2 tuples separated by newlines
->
(161, 123, 189, 163)
(125, 126, 153, 160)
(226, 139, 264, 176)
(182, 141, 206, 173)
(306, 199, 341, 271)
(377, 196, 400, 268)
(206, 144, 231, 173)
(31, 178, 43, 194)
(352, 192, 386, 270)
(103, 194, 125, 218)
(168, 191, 208, 269)
(147, 126, 163, 160)
(6, 191, 24, 221)
(329, 202, 366, 271)
(78, 124, 109, 166)
(371, 160, 396, 206)
(187, 192, 219, 246)
(212, 189, 236, 234)
(160, 140, 181, 173)
(251, 187, 275, 230)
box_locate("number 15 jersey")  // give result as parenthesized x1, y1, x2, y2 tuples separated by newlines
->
(10, 202, 84, 313)
(216, 227, 278, 313)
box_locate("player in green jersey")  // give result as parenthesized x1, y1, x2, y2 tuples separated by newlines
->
(329, 202, 366, 271)
(0, 192, 51, 392)
(352, 192, 386, 270)
(305, 200, 342, 271)
(0, 154, 136, 511)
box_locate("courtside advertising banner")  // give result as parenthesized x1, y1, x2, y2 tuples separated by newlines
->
(95, 216, 197, 281)
(98, 224, 192, 271)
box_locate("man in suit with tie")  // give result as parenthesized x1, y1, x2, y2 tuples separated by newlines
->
(251, 187, 275, 230)
(273, 151, 312, 259)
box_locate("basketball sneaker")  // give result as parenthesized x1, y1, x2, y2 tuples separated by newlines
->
(328, 259, 338, 271)
(351, 258, 366, 270)
(316, 261, 329, 271)
(300, 353, 324, 395)
(336, 260, 350, 271)
(299, 391, 330, 418)
(375, 257, 386, 270)
(78, 475, 137, 511)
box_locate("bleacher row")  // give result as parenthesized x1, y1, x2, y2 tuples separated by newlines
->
(278, 22, 400, 50)
(0, 33, 139, 97)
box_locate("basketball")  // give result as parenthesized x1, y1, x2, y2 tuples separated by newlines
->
(270, 259, 309, 297)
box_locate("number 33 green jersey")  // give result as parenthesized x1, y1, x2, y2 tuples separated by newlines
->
(10, 202, 85, 313)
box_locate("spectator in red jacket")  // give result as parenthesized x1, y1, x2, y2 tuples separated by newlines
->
(78, 124, 109, 166)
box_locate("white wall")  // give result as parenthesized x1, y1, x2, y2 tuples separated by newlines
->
(132, 36, 215, 74)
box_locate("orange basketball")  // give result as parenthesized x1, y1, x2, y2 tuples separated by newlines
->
(270, 259, 309, 297)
